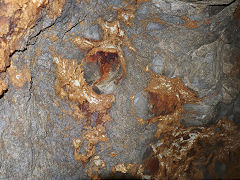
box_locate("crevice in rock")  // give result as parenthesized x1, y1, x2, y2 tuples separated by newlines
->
(9, 21, 57, 59)
(62, 15, 87, 38)
(208, 0, 236, 16)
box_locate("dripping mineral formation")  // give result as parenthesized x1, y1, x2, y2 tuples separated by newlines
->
(53, 18, 135, 164)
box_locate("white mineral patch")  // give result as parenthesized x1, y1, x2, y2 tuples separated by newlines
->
(53, 57, 59, 63)
(156, 142, 163, 147)
(119, 29, 124, 36)
(151, 144, 157, 153)
(16, 75, 20, 80)
(82, 89, 99, 104)
(153, 85, 160, 90)
(73, 80, 80, 87)
(122, 14, 129, 21)
(104, 23, 117, 34)
(115, 164, 127, 173)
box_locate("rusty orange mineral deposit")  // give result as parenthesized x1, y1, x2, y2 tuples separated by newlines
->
(182, 16, 198, 29)
(87, 51, 120, 88)
(143, 117, 240, 179)
(54, 18, 135, 164)
(143, 71, 199, 137)
(0, 0, 66, 96)
(8, 65, 31, 88)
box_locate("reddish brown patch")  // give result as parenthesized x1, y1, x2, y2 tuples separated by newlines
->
(204, 19, 211, 25)
(96, 51, 119, 76)
(78, 101, 104, 126)
(234, 3, 240, 28)
(182, 16, 198, 29)
(148, 92, 178, 116)
(78, 101, 89, 113)
(136, 0, 151, 5)
(87, 51, 119, 88)
(152, 15, 168, 26)
(231, 54, 240, 78)
(95, 113, 104, 125)
(236, 55, 240, 77)
(144, 156, 160, 175)
(78, 101, 91, 125)
(109, 151, 117, 158)
(0, 16, 9, 35)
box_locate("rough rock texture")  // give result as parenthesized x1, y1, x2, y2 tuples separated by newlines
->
(0, 0, 66, 96)
(0, 0, 240, 179)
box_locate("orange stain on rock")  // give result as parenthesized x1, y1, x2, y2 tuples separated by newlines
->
(0, 0, 49, 72)
(73, 19, 135, 81)
(136, 0, 151, 5)
(48, 35, 59, 42)
(111, 163, 144, 177)
(0, 78, 7, 95)
(8, 65, 31, 88)
(182, 16, 198, 29)
(148, 92, 178, 116)
(58, 19, 136, 163)
(109, 151, 117, 158)
(87, 51, 120, 89)
(0, 0, 66, 96)
(152, 15, 168, 26)
(72, 125, 108, 164)
(144, 117, 240, 179)
(53, 54, 115, 163)
(204, 19, 211, 25)
(47, 0, 66, 19)
(53, 56, 115, 113)
(140, 71, 200, 137)
(115, 4, 136, 26)
(35, 46, 41, 58)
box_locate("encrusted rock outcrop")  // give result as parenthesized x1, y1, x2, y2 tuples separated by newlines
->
(0, 0, 239, 179)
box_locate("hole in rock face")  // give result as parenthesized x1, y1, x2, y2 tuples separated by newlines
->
(208, 4, 229, 16)
(148, 92, 178, 116)
(94, 51, 119, 77)
(83, 51, 121, 94)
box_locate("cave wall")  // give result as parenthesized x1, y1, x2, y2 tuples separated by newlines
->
(0, 0, 240, 179)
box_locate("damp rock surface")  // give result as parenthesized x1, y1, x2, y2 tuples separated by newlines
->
(0, 0, 240, 179)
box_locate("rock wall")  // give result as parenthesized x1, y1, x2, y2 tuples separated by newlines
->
(0, 0, 240, 179)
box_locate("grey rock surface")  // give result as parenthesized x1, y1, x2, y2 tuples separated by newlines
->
(83, 24, 102, 41)
(0, 0, 240, 179)
(133, 91, 152, 120)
